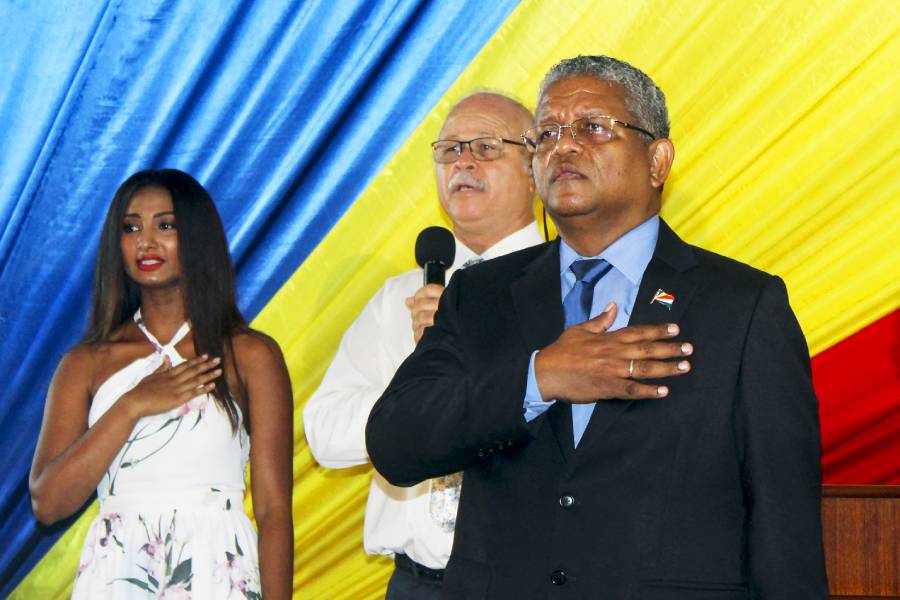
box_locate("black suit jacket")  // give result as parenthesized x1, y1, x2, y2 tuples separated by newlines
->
(367, 221, 828, 599)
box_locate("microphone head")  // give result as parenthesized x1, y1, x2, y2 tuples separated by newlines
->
(415, 226, 455, 268)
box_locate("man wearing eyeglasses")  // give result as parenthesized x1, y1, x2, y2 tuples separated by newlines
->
(368, 56, 827, 599)
(303, 92, 543, 599)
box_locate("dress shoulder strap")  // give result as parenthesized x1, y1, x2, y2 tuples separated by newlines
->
(133, 309, 191, 361)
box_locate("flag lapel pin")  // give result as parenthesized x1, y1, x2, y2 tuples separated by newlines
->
(650, 289, 675, 310)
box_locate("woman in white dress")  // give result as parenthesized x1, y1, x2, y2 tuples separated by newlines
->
(30, 169, 293, 599)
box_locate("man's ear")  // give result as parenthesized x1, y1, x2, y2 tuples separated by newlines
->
(648, 138, 675, 188)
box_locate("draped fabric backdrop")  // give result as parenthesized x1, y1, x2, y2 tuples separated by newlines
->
(1, 1, 897, 598)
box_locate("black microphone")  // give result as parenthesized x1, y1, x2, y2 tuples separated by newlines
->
(415, 226, 455, 286)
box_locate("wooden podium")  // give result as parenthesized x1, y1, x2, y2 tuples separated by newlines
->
(822, 485, 900, 599)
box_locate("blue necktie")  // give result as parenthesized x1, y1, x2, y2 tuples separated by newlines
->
(564, 259, 612, 328)
(562, 259, 612, 447)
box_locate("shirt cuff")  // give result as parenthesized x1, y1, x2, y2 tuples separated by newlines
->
(523, 350, 555, 422)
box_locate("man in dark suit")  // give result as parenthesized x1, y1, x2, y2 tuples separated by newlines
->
(367, 55, 828, 599)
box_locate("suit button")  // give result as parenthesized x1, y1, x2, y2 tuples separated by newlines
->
(477, 449, 485, 458)
(550, 570, 567, 585)
(559, 495, 575, 508)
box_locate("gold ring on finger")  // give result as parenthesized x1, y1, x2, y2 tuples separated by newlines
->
(628, 359, 635, 378)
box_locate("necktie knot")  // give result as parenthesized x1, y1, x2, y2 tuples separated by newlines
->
(563, 259, 611, 329)
(570, 258, 610, 286)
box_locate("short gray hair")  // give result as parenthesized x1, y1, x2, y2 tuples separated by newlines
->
(538, 55, 669, 140)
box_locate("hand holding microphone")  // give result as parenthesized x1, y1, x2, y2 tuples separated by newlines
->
(406, 227, 455, 342)
(415, 226, 455, 286)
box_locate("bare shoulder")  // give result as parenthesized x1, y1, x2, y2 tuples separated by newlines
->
(61, 342, 99, 367)
(232, 329, 287, 385)
(80, 322, 157, 396)
(231, 330, 288, 373)
(55, 343, 101, 391)
(231, 331, 291, 423)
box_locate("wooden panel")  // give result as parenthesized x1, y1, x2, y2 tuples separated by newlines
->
(822, 485, 900, 598)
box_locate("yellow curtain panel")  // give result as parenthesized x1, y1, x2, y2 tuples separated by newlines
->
(13, 1, 899, 598)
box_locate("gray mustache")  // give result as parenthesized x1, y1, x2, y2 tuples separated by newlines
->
(448, 173, 486, 192)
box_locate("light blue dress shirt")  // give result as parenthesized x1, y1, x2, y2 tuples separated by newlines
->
(523, 215, 660, 447)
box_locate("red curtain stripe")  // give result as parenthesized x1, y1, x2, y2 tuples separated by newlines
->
(815, 309, 900, 484)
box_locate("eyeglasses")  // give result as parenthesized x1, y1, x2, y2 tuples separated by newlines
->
(431, 137, 528, 164)
(521, 116, 656, 152)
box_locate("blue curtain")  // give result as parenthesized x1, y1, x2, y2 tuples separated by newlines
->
(0, 1, 518, 593)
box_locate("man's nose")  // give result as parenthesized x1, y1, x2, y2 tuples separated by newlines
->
(553, 126, 581, 155)
(456, 145, 478, 170)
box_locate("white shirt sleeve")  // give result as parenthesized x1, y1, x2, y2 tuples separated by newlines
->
(302, 275, 417, 468)
(303, 223, 543, 470)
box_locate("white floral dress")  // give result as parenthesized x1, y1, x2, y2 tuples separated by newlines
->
(72, 312, 260, 599)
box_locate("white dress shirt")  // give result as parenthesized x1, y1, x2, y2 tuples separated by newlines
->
(303, 222, 544, 569)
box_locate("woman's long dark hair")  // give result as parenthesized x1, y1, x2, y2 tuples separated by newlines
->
(86, 169, 247, 432)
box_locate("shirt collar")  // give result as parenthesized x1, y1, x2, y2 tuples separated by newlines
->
(559, 215, 659, 285)
(453, 221, 544, 268)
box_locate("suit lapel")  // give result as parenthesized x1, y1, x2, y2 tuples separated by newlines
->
(510, 240, 573, 459)
(510, 239, 564, 351)
(628, 220, 699, 328)
(578, 220, 700, 452)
